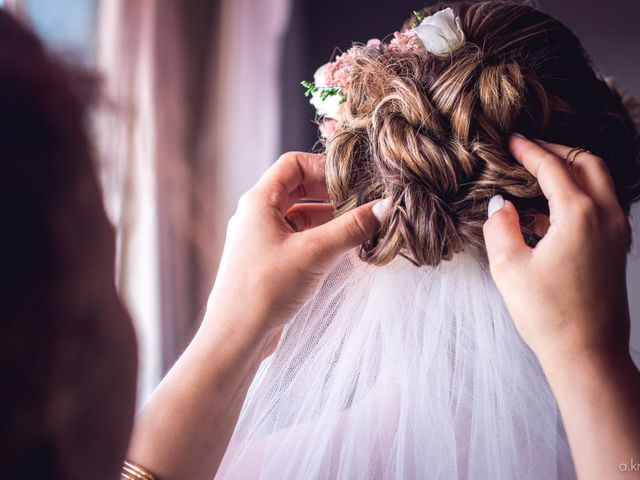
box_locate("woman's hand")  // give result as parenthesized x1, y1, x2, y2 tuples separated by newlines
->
(483, 134, 640, 480)
(127, 152, 380, 480)
(207, 151, 380, 354)
(483, 134, 632, 363)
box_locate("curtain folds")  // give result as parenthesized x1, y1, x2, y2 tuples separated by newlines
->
(96, 0, 163, 402)
(95, 0, 291, 402)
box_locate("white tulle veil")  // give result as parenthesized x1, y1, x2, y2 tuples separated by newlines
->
(216, 248, 576, 479)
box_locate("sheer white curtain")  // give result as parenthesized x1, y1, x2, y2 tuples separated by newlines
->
(95, 0, 163, 402)
(95, 0, 292, 403)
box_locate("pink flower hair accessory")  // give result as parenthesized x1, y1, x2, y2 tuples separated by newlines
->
(301, 7, 465, 139)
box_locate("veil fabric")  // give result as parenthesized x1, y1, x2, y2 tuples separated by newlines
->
(216, 249, 576, 479)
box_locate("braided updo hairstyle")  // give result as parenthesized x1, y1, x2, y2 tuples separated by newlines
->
(324, 1, 640, 266)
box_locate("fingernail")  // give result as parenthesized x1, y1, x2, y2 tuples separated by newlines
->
(533, 138, 548, 144)
(372, 197, 391, 222)
(511, 132, 526, 139)
(487, 195, 505, 218)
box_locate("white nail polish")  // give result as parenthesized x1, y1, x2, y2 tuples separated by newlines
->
(372, 198, 391, 222)
(487, 195, 505, 218)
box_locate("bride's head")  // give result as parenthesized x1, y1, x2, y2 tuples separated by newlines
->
(310, 1, 640, 267)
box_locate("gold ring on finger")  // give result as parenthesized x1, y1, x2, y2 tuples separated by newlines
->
(564, 147, 591, 171)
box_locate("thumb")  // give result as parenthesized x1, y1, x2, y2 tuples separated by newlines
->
(482, 195, 530, 275)
(303, 200, 380, 261)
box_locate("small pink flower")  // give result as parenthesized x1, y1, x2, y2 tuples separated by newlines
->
(319, 119, 339, 139)
(388, 30, 422, 52)
(325, 51, 354, 94)
(366, 38, 381, 50)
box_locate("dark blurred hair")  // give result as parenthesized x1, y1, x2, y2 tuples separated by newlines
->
(0, 8, 134, 478)
(326, 1, 640, 266)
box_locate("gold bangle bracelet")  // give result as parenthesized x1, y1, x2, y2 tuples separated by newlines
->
(121, 460, 157, 480)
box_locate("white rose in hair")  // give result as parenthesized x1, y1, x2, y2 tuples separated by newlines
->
(414, 7, 465, 55)
(309, 63, 343, 120)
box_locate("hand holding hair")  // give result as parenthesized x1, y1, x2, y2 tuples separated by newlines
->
(126, 151, 381, 480)
(209, 151, 381, 347)
(483, 134, 631, 361)
(483, 134, 640, 480)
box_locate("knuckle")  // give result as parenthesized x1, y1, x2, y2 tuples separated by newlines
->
(575, 154, 608, 178)
(610, 211, 632, 242)
(571, 196, 598, 226)
(264, 187, 284, 208)
(588, 153, 608, 172)
(535, 153, 563, 177)
(251, 184, 283, 209)
(538, 150, 560, 165)
(522, 144, 555, 165)
(276, 151, 300, 165)
(237, 189, 255, 211)
(343, 213, 368, 241)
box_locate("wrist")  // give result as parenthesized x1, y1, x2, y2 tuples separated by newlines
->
(204, 283, 275, 339)
(537, 342, 636, 386)
(198, 288, 281, 367)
